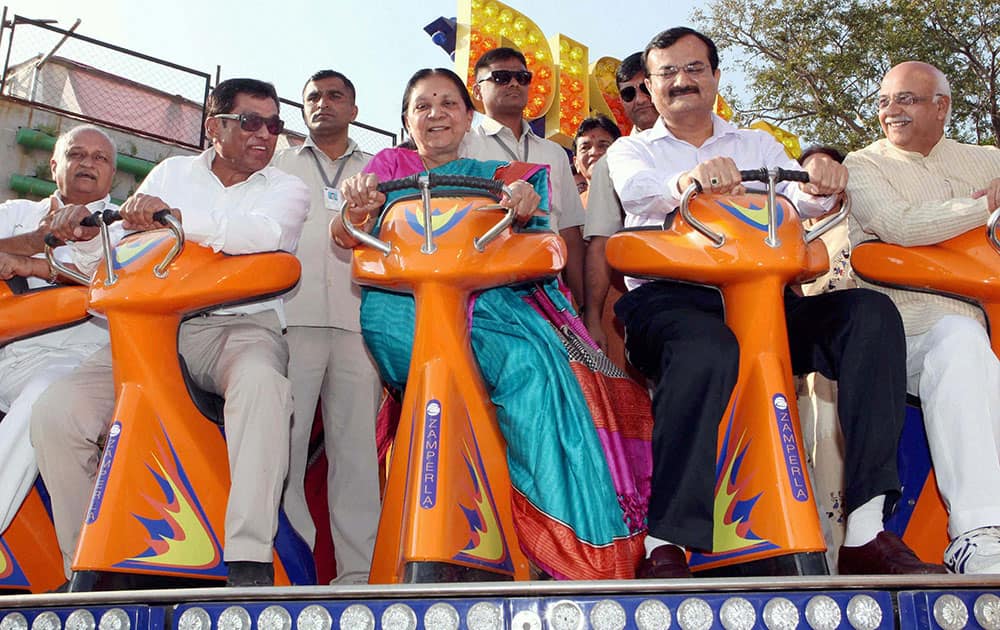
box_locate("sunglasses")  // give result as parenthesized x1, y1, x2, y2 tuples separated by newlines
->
(477, 70, 533, 86)
(212, 112, 285, 135)
(619, 83, 651, 103)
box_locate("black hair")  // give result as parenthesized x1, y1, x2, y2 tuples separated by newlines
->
(473, 47, 528, 76)
(400, 68, 475, 131)
(643, 27, 720, 73)
(574, 114, 622, 149)
(302, 70, 357, 101)
(616, 52, 645, 86)
(799, 145, 846, 165)
(207, 78, 279, 117)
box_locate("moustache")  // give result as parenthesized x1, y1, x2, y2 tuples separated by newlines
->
(669, 86, 700, 97)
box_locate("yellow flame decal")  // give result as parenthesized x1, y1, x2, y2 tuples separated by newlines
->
(724, 201, 770, 227)
(459, 442, 505, 562)
(126, 455, 217, 568)
(0, 544, 9, 577)
(713, 430, 765, 553)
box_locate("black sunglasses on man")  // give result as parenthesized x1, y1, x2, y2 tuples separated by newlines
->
(477, 70, 533, 86)
(212, 112, 285, 135)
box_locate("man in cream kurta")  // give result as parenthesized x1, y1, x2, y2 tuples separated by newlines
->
(271, 70, 381, 584)
(846, 61, 1000, 574)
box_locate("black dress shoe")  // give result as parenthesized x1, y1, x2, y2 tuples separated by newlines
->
(838, 531, 947, 575)
(226, 561, 274, 587)
(636, 545, 693, 579)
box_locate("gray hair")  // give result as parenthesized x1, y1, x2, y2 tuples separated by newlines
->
(52, 124, 118, 170)
(932, 69, 952, 126)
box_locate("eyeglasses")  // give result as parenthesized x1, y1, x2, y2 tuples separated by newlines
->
(648, 61, 709, 82)
(619, 83, 651, 103)
(477, 70, 533, 86)
(212, 112, 285, 135)
(876, 93, 944, 109)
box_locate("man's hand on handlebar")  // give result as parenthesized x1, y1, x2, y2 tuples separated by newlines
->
(119, 193, 182, 232)
(501, 180, 540, 224)
(341, 173, 386, 224)
(800, 153, 848, 197)
(48, 203, 100, 244)
(678, 157, 746, 195)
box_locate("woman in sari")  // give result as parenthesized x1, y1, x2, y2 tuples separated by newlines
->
(332, 68, 644, 579)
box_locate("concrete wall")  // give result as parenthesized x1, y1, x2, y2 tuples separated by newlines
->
(0, 96, 197, 205)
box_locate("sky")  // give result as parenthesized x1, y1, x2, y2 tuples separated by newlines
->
(1, 0, 705, 137)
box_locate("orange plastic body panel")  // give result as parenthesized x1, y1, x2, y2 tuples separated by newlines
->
(0, 489, 64, 593)
(1, 283, 92, 593)
(851, 229, 1000, 561)
(356, 194, 565, 583)
(72, 230, 299, 584)
(0, 283, 90, 346)
(606, 192, 830, 570)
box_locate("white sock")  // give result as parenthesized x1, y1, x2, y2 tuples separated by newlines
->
(644, 534, 684, 557)
(843, 494, 886, 547)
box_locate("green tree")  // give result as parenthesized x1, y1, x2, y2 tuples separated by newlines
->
(692, 0, 999, 151)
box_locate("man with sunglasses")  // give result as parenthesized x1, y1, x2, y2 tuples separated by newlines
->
(462, 47, 588, 308)
(606, 27, 943, 578)
(271, 70, 381, 585)
(582, 52, 659, 355)
(846, 61, 1000, 574)
(33, 78, 309, 588)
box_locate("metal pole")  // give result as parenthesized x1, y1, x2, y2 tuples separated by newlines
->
(29, 17, 80, 102)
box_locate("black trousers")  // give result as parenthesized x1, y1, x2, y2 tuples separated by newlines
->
(616, 281, 906, 551)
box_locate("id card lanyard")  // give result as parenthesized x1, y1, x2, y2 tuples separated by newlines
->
(309, 146, 351, 210)
(492, 133, 530, 163)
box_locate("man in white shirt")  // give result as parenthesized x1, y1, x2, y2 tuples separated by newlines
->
(0, 125, 113, 535)
(607, 27, 942, 577)
(461, 47, 587, 307)
(271, 70, 381, 584)
(33, 78, 309, 587)
(847, 61, 1000, 574)
(582, 52, 659, 353)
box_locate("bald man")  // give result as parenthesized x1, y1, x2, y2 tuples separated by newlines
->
(846, 61, 1000, 574)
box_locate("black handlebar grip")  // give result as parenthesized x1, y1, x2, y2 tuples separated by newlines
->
(427, 174, 505, 195)
(43, 234, 62, 248)
(102, 209, 122, 224)
(376, 174, 505, 196)
(80, 211, 105, 227)
(739, 168, 810, 184)
(778, 168, 810, 183)
(152, 209, 172, 225)
(376, 175, 421, 194)
(739, 168, 769, 183)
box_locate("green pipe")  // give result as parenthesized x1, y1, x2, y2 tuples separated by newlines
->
(8, 174, 125, 206)
(16, 128, 158, 178)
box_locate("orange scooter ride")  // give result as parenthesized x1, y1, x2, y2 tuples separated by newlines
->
(341, 173, 565, 583)
(0, 277, 88, 594)
(851, 211, 1000, 564)
(45, 210, 314, 591)
(606, 168, 848, 575)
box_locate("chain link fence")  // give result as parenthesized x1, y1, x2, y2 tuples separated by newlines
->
(1, 15, 211, 148)
(0, 13, 396, 152)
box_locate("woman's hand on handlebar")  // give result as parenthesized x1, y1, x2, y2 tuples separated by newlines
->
(502, 180, 540, 224)
(341, 173, 386, 224)
(800, 153, 848, 197)
(678, 157, 745, 195)
(119, 193, 182, 231)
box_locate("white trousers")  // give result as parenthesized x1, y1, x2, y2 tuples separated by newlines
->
(282, 326, 381, 582)
(906, 315, 1000, 538)
(0, 357, 85, 532)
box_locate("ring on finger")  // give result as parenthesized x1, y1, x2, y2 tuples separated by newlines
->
(709, 176, 720, 186)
